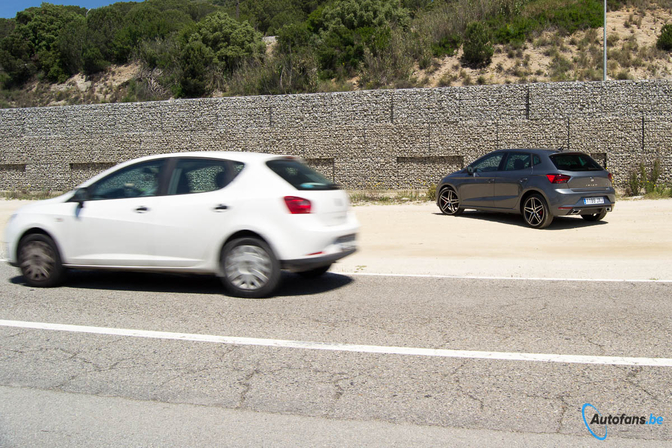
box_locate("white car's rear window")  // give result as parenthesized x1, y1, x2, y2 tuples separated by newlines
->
(267, 159, 338, 191)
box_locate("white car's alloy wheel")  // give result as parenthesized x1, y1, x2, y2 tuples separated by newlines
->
(225, 245, 272, 290)
(221, 238, 281, 298)
(18, 234, 65, 287)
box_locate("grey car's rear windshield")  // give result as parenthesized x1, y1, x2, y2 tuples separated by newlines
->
(267, 159, 338, 190)
(550, 154, 604, 171)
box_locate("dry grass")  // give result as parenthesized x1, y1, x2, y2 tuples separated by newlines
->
(414, 7, 672, 87)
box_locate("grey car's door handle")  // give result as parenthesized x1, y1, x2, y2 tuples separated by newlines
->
(519, 178, 528, 183)
(134, 206, 149, 213)
(488, 179, 495, 184)
(214, 204, 229, 211)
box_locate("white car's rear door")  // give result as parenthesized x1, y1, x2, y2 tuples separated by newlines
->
(150, 157, 240, 269)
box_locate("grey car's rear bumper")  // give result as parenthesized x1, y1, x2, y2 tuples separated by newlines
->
(547, 188, 616, 216)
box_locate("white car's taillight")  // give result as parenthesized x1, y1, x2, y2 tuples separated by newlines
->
(284, 196, 312, 214)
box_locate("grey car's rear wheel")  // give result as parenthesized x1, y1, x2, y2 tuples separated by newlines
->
(18, 234, 65, 287)
(221, 237, 281, 298)
(581, 209, 608, 222)
(438, 187, 464, 216)
(522, 194, 553, 229)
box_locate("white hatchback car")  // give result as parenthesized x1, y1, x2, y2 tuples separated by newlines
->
(4, 152, 359, 298)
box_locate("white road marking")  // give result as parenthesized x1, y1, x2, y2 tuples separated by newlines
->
(1, 319, 671, 367)
(343, 272, 672, 283)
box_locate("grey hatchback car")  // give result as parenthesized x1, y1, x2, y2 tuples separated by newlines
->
(436, 149, 616, 228)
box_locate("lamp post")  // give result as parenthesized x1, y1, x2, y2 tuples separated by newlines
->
(603, 0, 607, 81)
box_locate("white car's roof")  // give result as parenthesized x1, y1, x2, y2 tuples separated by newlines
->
(132, 151, 294, 164)
(75, 151, 298, 189)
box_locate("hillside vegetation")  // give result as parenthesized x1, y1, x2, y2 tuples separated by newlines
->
(1, 0, 671, 107)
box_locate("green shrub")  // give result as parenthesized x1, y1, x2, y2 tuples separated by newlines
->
(426, 184, 437, 201)
(431, 34, 461, 57)
(461, 22, 493, 67)
(616, 70, 631, 80)
(657, 24, 672, 51)
(627, 170, 640, 196)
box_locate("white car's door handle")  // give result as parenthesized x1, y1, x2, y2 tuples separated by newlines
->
(214, 204, 229, 211)
(134, 206, 149, 213)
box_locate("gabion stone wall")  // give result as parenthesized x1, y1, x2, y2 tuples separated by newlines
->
(1, 80, 671, 191)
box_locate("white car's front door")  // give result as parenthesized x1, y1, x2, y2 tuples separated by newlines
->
(66, 159, 166, 267)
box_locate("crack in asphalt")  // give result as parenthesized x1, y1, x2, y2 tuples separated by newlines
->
(625, 366, 661, 402)
(236, 364, 260, 410)
(448, 361, 485, 411)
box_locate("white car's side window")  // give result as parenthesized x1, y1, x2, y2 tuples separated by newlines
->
(89, 160, 164, 200)
(168, 158, 240, 195)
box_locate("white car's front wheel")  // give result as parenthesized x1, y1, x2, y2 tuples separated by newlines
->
(18, 234, 65, 287)
(221, 237, 281, 298)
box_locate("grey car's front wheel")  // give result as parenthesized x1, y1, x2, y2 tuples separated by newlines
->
(522, 194, 554, 229)
(438, 187, 464, 216)
(221, 238, 281, 298)
(581, 209, 608, 222)
(18, 234, 65, 287)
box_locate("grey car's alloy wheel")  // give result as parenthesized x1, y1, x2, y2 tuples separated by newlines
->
(523, 194, 554, 229)
(439, 187, 464, 216)
(221, 237, 281, 298)
(18, 234, 65, 287)
(581, 209, 608, 222)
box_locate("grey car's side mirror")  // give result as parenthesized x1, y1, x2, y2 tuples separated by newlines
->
(466, 166, 474, 175)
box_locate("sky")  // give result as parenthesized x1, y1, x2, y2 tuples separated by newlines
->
(1, 1, 124, 19)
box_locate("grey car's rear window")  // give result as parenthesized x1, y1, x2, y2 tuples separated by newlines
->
(267, 159, 338, 190)
(550, 153, 603, 171)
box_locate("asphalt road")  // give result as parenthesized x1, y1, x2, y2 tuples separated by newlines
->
(1, 264, 670, 446)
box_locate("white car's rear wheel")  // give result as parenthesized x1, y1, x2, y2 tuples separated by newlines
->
(221, 237, 281, 298)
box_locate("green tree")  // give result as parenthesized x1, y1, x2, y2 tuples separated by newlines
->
(0, 3, 87, 84)
(179, 37, 215, 97)
(310, 0, 410, 78)
(462, 21, 493, 67)
(183, 11, 264, 73)
(84, 2, 135, 66)
(657, 24, 672, 52)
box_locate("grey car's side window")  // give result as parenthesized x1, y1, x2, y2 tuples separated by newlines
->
(504, 153, 531, 171)
(168, 158, 238, 195)
(471, 153, 504, 173)
(89, 159, 164, 201)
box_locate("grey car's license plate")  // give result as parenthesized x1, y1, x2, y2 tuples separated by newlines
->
(584, 197, 605, 205)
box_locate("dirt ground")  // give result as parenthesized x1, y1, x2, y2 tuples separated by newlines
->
(336, 199, 672, 280)
(2, 198, 671, 281)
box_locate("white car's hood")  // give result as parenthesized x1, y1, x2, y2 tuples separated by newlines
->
(13, 192, 73, 214)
